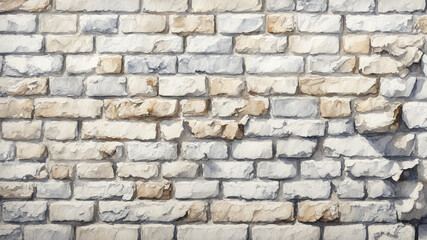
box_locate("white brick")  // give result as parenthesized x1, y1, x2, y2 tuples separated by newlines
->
(282, 180, 331, 200)
(296, 0, 327, 12)
(175, 181, 219, 199)
(0, 14, 37, 32)
(217, 14, 264, 33)
(277, 138, 317, 158)
(204, 161, 254, 179)
(44, 121, 77, 140)
(143, 0, 188, 12)
(252, 225, 320, 240)
(246, 77, 298, 95)
(74, 181, 134, 200)
(346, 15, 414, 32)
(182, 141, 228, 160)
(120, 15, 166, 33)
(324, 225, 366, 240)
(186, 35, 232, 54)
(257, 161, 297, 179)
(0, 35, 42, 53)
(24, 225, 72, 240)
(125, 56, 177, 74)
(297, 14, 341, 33)
(85, 76, 126, 96)
(329, 0, 375, 12)
(232, 140, 273, 159)
(192, 0, 262, 12)
(272, 97, 318, 117)
(178, 225, 248, 240)
(162, 161, 198, 178)
(141, 224, 174, 240)
(97, 35, 182, 53)
(159, 76, 206, 97)
(80, 14, 118, 33)
(378, 0, 425, 13)
(4, 55, 63, 77)
(289, 35, 339, 54)
(35, 181, 71, 199)
(223, 181, 279, 200)
(301, 160, 341, 179)
(245, 56, 304, 74)
(0, 163, 47, 180)
(39, 14, 77, 33)
(266, 0, 294, 11)
(49, 201, 94, 222)
(128, 142, 178, 161)
(56, 0, 140, 12)
(178, 55, 243, 74)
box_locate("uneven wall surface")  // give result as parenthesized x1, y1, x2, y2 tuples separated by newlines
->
(1, 0, 427, 239)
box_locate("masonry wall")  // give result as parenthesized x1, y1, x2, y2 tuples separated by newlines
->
(1, 0, 427, 239)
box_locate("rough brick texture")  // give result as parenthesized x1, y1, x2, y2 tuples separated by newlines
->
(0, 0, 426, 239)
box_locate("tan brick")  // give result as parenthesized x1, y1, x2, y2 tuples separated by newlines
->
(0, 78, 47, 96)
(0, 98, 33, 118)
(121, 15, 166, 33)
(0, 0, 50, 12)
(299, 76, 377, 96)
(105, 98, 177, 119)
(298, 201, 339, 222)
(34, 98, 102, 118)
(181, 99, 208, 116)
(137, 181, 172, 199)
(39, 14, 77, 33)
(45, 35, 93, 53)
(16, 142, 47, 160)
(267, 14, 295, 33)
(51, 164, 74, 179)
(0, 182, 34, 199)
(343, 35, 370, 54)
(76, 162, 114, 179)
(209, 77, 244, 96)
(170, 15, 214, 34)
(44, 121, 77, 140)
(96, 55, 122, 74)
(320, 97, 352, 118)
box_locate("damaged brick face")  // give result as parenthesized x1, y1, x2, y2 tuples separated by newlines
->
(1, 0, 427, 239)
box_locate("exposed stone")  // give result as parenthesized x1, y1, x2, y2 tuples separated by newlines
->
(2, 201, 47, 222)
(35, 98, 102, 118)
(336, 178, 365, 199)
(177, 225, 247, 240)
(257, 161, 297, 180)
(246, 76, 298, 95)
(141, 225, 174, 240)
(0, 0, 50, 12)
(182, 141, 227, 160)
(245, 56, 304, 74)
(175, 181, 219, 199)
(296, 0, 327, 12)
(282, 180, 331, 200)
(209, 77, 244, 96)
(36, 181, 71, 199)
(308, 56, 356, 73)
(82, 120, 156, 140)
(235, 35, 287, 53)
(277, 138, 317, 158)
(300, 75, 377, 95)
(74, 181, 134, 200)
(187, 36, 232, 54)
(0, 163, 48, 180)
(127, 142, 177, 161)
(368, 224, 415, 240)
(39, 14, 76, 33)
(289, 35, 339, 54)
(272, 97, 318, 117)
(170, 15, 214, 34)
(0, 97, 33, 118)
(301, 160, 341, 179)
(162, 161, 199, 178)
(76, 162, 114, 179)
(186, 120, 243, 140)
(346, 15, 414, 32)
(252, 225, 320, 240)
(49, 201, 94, 222)
(339, 201, 397, 222)
(178, 55, 243, 75)
(203, 161, 254, 179)
(211, 200, 293, 222)
(223, 181, 279, 200)
(16, 142, 47, 160)
(0, 182, 33, 199)
(297, 201, 339, 222)
(99, 201, 207, 222)
(330, 0, 374, 12)
(181, 99, 208, 116)
(297, 14, 341, 33)
(44, 121, 77, 140)
(80, 15, 118, 33)
(217, 14, 264, 34)
(121, 15, 166, 33)
(320, 97, 351, 118)
(324, 225, 367, 240)
(117, 162, 158, 179)
(402, 102, 427, 128)
(159, 76, 206, 97)
(266, 14, 295, 33)
(137, 181, 172, 199)
(192, 0, 261, 12)
(76, 225, 138, 240)
(105, 98, 177, 119)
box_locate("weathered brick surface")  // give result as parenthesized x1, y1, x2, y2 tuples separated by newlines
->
(0, 0, 426, 239)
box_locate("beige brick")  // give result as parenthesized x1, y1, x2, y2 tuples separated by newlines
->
(320, 97, 352, 118)
(39, 14, 77, 33)
(117, 162, 159, 179)
(121, 15, 166, 33)
(51, 164, 74, 179)
(143, 0, 188, 12)
(186, 120, 243, 140)
(0, 98, 33, 118)
(267, 14, 295, 33)
(209, 77, 244, 96)
(170, 15, 215, 34)
(0, 0, 50, 12)
(298, 201, 339, 222)
(49, 142, 105, 160)
(16, 142, 47, 160)
(96, 55, 122, 74)
(181, 99, 208, 116)
(77, 225, 139, 240)
(235, 35, 287, 53)
(0, 78, 47, 96)
(105, 98, 177, 119)
(50, 201, 94, 222)
(2, 120, 41, 140)
(44, 121, 77, 140)
(343, 35, 370, 54)
(34, 98, 102, 118)
(299, 76, 377, 96)
(45, 35, 93, 53)
(76, 162, 114, 179)
(211, 200, 294, 222)
(0, 182, 34, 199)
(137, 181, 172, 199)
